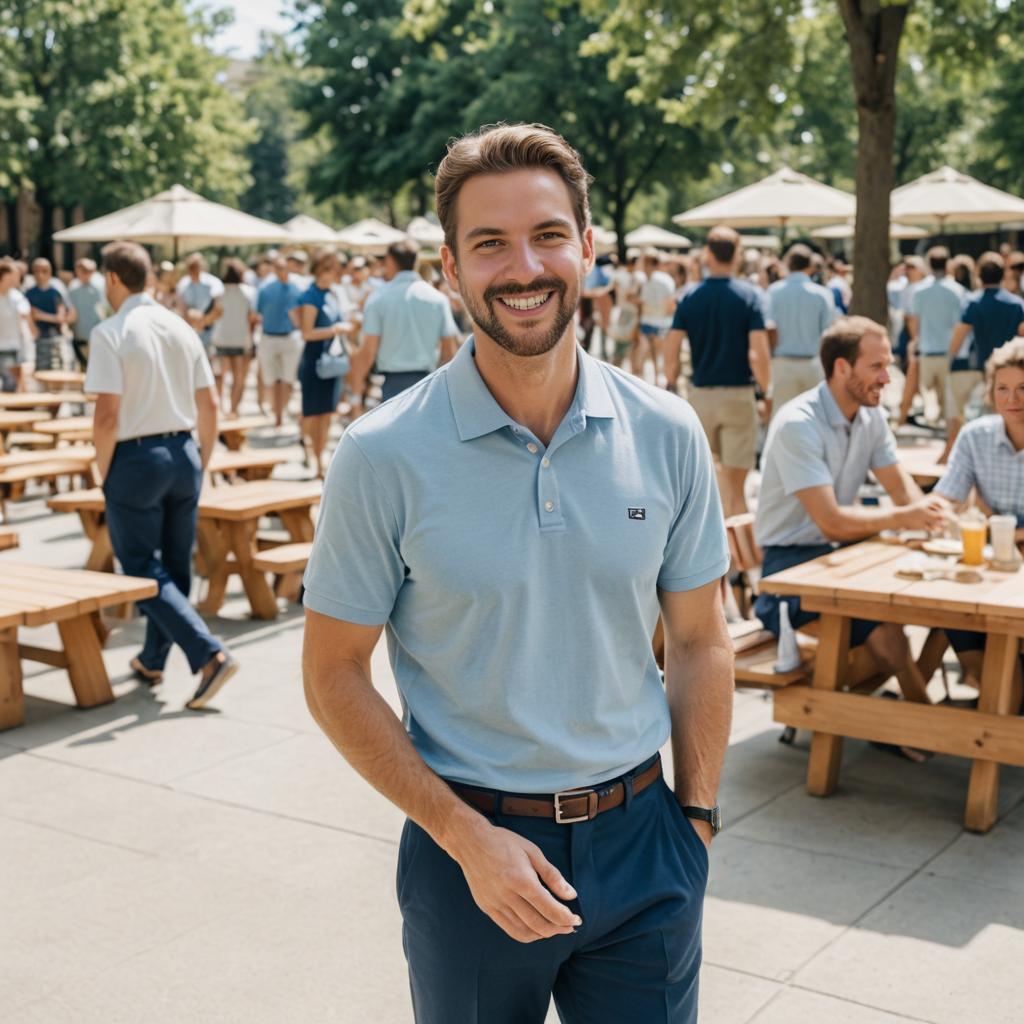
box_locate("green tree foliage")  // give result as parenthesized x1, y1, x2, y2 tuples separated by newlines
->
(0, 0, 254, 257)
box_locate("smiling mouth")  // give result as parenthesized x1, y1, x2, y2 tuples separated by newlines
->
(496, 291, 554, 312)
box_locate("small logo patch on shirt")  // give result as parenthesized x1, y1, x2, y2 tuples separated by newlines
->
(628, 507, 646, 520)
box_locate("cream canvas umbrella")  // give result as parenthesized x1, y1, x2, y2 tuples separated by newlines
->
(283, 214, 341, 246)
(624, 224, 691, 249)
(890, 165, 1024, 228)
(53, 184, 289, 257)
(590, 225, 618, 254)
(812, 222, 928, 241)
(673, 166, 855, 229)
(336, 217, 409, 254)
(406, 216, 445, 248)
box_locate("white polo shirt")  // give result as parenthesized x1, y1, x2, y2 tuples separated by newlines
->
(85, 293, 215, 441)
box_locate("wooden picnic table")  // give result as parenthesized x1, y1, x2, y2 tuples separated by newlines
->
(30, 415, 94, 445)
(760, 539, 1024, 833)
(0, 391, 89, 412)
(896, 440, 948, 488)
(208, 448, 288, 481)
(218, 414, 274, 450)
(47, 478, 320, 619)
(33, 369, 86, 391)
(196, 479, 321, 619)
(0, 411, 46, 454)
(0, 562, 157, 729)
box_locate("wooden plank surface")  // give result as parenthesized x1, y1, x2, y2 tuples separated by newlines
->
(33, 370, 86, 390)
(218, 415, 274, 435)
(0, 392, 88, 410)
(0, 459, 92, 485)
(0, 411, 45, 431)
(198, 479, 321, 520)
(208, 449, 287, 475)
(47, 487, 105, 514)
(30, 415, 93, 437)
(0, 446, 95, 469)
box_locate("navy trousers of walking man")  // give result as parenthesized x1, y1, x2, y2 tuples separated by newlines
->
(104, 432, 222, 675)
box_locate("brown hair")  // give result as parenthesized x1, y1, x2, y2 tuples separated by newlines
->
(986, 337, 1024, 405)
(706, 226, 739, 265)
(950, 253, 977, 291)
(785, 243, 813, 273)
(820, 315, 887, 378)
(435, 123, 591, 253)
(310, 248, 340, 278)
(978, 251, 1004, 286)
(0, 258, 15, 281)
(101, 241, 151, 293)
(387, 239, 419, 272)
(926, 245, 950, 273)
(222, 257, 247, 285)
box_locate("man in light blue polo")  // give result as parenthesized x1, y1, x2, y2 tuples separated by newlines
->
(350, 239, 460, 402)
(256, 256, 303, 427)
(754, 316, 947, 754)
(303, 123, 733, 1024)
(767, 243, 835, 415)
(905, 246, 965, 426)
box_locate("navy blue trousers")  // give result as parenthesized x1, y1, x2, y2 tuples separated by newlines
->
(398, 762, 707, 1023)
(104, 433, 221, 674)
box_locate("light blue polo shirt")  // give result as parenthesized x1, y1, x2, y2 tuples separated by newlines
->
(755, 381, 898, 548)
(911, 275, 966, 356)
(766, 272, 835, 358)
(304, 340, 729, 792)
(362, 270, 458, 373)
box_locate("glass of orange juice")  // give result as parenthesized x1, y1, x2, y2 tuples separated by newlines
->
(959, 517, 987, 566)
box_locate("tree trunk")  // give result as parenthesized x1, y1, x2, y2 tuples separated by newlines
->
(36, 188, 56, 264)
(4, 201, 18, 257)
(838, 0, 910, 326)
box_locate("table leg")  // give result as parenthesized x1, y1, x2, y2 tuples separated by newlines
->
(0, 626, 24, 730)
(80, 510, 114, 573)
(279, 508, 315, 543)
(197, 521, 230, 615)
(222, 433, 243, 451)
(58, 615, 114, 709)
(228, 520, 279, 620)
(965, 632, 1021, 833)
(242, 466, 274, 481)
(806, 613, 851, 797)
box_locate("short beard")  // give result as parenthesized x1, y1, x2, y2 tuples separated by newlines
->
(460, 274, 578, 357)
(844, 374, 881, 407)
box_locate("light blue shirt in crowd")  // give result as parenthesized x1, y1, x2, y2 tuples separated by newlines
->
(911, 275, 967, 356)
(755, 381, 899, 548)
(362, 270, 458, 373)
(256, 277, 302, 335)
(766, 272, 836, 358)
(303, 340, 730, 791)
(935, 415, 1024, 523)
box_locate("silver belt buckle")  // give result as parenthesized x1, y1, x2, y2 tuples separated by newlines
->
(553, 787, 599, 824)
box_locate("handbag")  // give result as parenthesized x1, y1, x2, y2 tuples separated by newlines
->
(315, 338, 350, 380)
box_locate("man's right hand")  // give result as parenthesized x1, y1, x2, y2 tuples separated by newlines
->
(444, 815, 581, 944)
(898, 495, 950, 533)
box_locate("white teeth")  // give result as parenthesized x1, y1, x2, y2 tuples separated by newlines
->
(500, 292, 551, 311)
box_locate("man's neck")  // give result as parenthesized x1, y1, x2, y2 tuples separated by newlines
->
(472, 330, 579, 447)
(827, 377, 859, 422)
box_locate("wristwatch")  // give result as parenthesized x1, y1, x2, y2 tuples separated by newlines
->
(682, 804, 722, 834)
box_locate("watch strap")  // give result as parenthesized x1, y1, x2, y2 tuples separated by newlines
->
(681, 804, 722, 833)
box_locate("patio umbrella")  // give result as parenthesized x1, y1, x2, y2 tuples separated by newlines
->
(335, 217, 409, 254)
(811, 222, 928, 241)
(623, 224, 692, 249)
(590, 225, 618, 254)
(672, 166, 855, 229)
(890, 165, 1024, 228)
(406, 216, 445, 248)
(283, 214, 340, 246)
(52, 184, 289, 257)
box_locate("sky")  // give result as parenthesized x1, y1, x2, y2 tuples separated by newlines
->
(208, 0, 292, 58)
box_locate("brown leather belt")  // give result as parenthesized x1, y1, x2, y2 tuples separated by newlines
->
(450, 755, 662, 824)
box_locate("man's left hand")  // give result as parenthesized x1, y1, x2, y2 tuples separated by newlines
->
(689, 817, 713, 850)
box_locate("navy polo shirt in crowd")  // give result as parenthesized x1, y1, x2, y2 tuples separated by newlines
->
(960, 286, 1024, 369)
(671, 275, 765, 387)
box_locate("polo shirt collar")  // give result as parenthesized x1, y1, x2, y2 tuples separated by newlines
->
(817, 380, 860, 430)
(120, 292, 154, 316)
(994, 416, 1017, 453)
(390, 271, 420, 286)
(447, 340, 616, 442)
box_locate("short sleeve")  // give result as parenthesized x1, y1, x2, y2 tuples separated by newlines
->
(670, 295, 688, 332)
(658, 419, 731, 591)
(303, 433, 406, 624)
(362, 294, 383, 336)
(770, 420, 834, 496)
(83, 326, 124, 395)
(910, 288, 924, 318)
(747, 291, 765, 332)
(961, 300, 979, 327)
(869, 420, 899, 471)
(933, 432, 976, 503)
(193, 342, 216, 389)
(820, 291, 836, 333)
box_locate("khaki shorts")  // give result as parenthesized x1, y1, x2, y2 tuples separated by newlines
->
(946, 369, 983, 420)
(258, 332, 304, 385)
(918, 355, 950, 418)
(771, 357, 823, 416)
(688, 385, 757, 470)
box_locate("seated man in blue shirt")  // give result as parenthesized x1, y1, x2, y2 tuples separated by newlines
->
(304, 123, 732, 1024)
(25, 257, 68, 371)
(755, 316, 948, 758)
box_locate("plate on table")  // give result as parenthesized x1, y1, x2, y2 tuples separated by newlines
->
(922, 538, 962, 557)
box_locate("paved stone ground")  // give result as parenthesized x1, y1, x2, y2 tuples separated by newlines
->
(3, 401, 1024, 1023)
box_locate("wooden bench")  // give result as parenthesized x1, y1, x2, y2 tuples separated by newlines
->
(0, 526, 18, 551)
(252, 542, 313, 601)
(0, 457, 94, 522)
(30, 415, 95, 446)
(217, 414, 274, 451)
(0, 562, 157, 729)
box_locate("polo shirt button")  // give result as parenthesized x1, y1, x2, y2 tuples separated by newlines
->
(544, 500, 555, 512)
(526, 442, 538, 454)
(541, 457, 550, 468)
